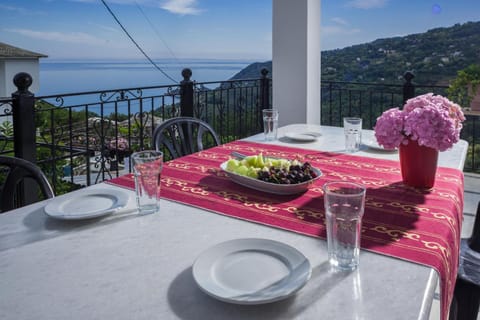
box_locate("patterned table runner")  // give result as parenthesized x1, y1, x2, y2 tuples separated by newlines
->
(107, 140, 464, 320)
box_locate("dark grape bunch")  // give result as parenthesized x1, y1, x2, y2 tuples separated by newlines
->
(257, 162, 318, 184)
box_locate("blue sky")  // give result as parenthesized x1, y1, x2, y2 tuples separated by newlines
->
(1, 0, 479, 61)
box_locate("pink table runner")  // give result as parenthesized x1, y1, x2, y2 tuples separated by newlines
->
(107, 140, 464, 320)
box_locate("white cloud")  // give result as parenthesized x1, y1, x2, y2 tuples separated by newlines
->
(346, 0, 388, 9)
(70, 0, 153, 4)
(67, 0, 170, 8)
(322, 25, 361, 36)
(161, 0, 203, 15)
(69, 0, 203, 14)
(323, 16, 360, 39)
(88, 22, 119, 33)
(0, 4, 45, 15)
(331, 17, 348, 26)
(5, 29, 109, 46)
(0, 4, 26, 12)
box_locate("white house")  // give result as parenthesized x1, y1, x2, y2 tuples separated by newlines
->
(0, 42, 46, 127)
(0, 42, 47, 98)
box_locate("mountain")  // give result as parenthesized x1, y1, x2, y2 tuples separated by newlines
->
(230, 21, 480, 85)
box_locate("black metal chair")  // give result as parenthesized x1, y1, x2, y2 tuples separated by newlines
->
(153, 117, 221, 160)
(0, 156, 54, 212)
(449, 202, 480, 320)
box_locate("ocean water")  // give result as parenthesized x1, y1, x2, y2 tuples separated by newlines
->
(38, 59, 253, 96)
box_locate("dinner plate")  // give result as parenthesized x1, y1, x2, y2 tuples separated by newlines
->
(362, 134, 397, 152)
(284, 131, 321, 142)
(192, 238, 312, 305)
(220, 161, 322, 195)
(44, 188, 130, 220)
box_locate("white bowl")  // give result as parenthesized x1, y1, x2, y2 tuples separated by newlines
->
(220, 161, 322, 195)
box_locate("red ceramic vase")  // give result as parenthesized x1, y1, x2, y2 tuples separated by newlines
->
(399, 140, 439, 189)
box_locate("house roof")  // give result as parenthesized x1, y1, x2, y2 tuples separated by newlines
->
(0, 42, 47, 58)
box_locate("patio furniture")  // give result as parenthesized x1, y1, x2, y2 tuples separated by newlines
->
(0, 155, 54, 212)
(153, 117, 220, 160)
(449, 202, 480, 320)
(0, 125, 469, 320)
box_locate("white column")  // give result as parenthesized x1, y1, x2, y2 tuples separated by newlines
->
(272, 0, 321, 126)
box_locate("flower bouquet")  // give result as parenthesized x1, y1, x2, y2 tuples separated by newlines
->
(374, 93, 465, 188)
(107, 137, 132, 162)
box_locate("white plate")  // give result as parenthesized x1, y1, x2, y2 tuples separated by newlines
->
(192, 238, 311, 305)
(44, 188, 129, 220)
(220, 161, 322, 195)
(284, 131, 321, 142)
(363, 135, 397, 152)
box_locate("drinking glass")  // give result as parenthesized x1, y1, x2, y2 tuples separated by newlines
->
(344, 117, 362, 153)
(323, 181, 366, 270)
(131, 150, 163, 215)
(263, 109, 279, 141)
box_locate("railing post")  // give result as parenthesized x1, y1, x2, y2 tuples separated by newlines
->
(180, 68, 194, 117)
(259, 68, 270, 131)
(12, 72, 36, 162)
(11, 72, 38, 205)
(260, 68, 270, 110)
(403, 71, 415, 104)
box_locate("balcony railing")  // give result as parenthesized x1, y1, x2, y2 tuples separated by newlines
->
(0, 69, 270, 195)
(320, 77, 480, 172)
(1, 69, 479, 198)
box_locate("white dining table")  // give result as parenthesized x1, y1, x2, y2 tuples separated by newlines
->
(0, 124, 468, 320)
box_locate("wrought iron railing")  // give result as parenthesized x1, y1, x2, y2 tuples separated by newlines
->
(320, 79, 449, 128)
(0, 69, 270, 195)
(320, 79, 480, 172)
(1, 69, 479, 199)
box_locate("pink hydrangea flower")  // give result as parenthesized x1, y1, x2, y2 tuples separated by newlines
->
(373, 108, 406, 150)
(108, 137, 129, 151)
(374, 93, 465, 152)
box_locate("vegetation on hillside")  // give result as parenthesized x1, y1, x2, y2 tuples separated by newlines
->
(231, 21, 480, 85)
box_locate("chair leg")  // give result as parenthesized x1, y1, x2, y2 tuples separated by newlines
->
(452, 277, 480, 320)
(449, 293, 458, 320)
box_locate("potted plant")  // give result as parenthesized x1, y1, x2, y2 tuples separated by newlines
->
(447, 64, 480, 111)
(374, 93, 465, 188)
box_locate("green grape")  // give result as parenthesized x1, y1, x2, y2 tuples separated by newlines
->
(226, 153, 318, 185)
(226, 159, 240, 171)
(235, 165, 249, 176)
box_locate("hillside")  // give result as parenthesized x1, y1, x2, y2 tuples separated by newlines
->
(230, 21, 480, 85)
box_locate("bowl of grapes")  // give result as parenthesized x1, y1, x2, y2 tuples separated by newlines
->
(220, 153, 322, 195)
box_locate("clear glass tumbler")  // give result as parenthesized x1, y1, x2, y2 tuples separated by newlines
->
(131, 150, 163, 215)
(263, 109, 279, 141)
(323, 181, 366, 270)
(344, 117, 362, 153)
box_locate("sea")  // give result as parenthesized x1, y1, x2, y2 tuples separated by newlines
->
(36, 59, 254, 114)
(35, 59, 255, 114)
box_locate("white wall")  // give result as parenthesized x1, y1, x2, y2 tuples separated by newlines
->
(0, 59, 40, 97)
(272, 0, 321, 126)
(0, 61, 6, 98)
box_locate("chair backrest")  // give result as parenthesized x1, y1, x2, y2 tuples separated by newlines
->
(0, 156, 54, 212)
(152, 117, 221, 160)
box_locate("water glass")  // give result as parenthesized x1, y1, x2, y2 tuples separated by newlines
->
(344, 117, 362, 153)
(131, 150, 163, 215)
(263, 109, 279, 141)
(323, 181, 366, 271)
